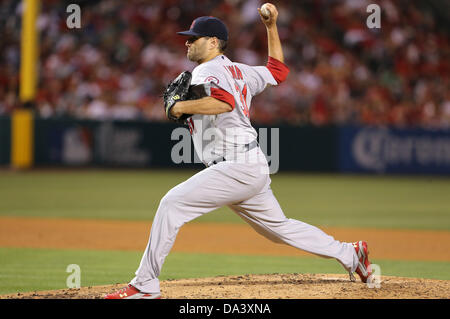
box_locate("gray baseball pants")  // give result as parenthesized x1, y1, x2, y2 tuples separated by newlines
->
(130, 149, 359, 293)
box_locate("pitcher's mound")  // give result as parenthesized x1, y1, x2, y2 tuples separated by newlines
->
(1, 274, 449, 299)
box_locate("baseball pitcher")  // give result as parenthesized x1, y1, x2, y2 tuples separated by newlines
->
(105, 3, 372, 299)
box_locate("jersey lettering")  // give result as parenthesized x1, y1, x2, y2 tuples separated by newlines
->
(235, 83, 249, 118)
(225, 65, 243, 80)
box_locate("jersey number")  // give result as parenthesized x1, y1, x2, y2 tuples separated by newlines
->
(187, 118, 195, 135)
(235, 83, 249, 118)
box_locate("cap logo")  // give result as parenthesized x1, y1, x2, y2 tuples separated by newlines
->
(190, 19, 196, 30)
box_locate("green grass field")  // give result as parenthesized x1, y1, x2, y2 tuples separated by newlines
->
(1, 169, 449, 229)
(0, 170, 449, 294)
(1, 247, 449, 294)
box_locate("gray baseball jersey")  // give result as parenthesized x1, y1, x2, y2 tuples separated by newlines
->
(188, 55, 281, 165)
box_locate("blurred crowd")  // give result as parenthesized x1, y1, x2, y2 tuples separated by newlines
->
(0, 0, 449, 127)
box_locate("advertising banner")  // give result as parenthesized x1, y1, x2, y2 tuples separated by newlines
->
(31, 118, 338, 171)
(33, 119, 181, 168)
(339, 126, 450, 174)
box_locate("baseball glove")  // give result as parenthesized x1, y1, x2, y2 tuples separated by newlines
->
(163, 71, 208, 123)
(163, 71, 192, 122)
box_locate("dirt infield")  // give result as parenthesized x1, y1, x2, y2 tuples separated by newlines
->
(1, 216, 449, 299)
(1, 217, 450, 260)
(1, 274, 449, 299)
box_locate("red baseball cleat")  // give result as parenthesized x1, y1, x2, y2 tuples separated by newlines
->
(350, 241, 373, 283)
(104, 284, 161, 299)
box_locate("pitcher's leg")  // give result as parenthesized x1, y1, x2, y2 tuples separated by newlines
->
(230, 187, 358, 272)
(130, 188, 215, 293)
(131, 162, 269, 293)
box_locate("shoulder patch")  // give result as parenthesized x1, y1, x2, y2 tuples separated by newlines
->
(204, 76, 219, 84)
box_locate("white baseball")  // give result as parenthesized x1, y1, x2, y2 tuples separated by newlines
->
(260, 3, 271, 18)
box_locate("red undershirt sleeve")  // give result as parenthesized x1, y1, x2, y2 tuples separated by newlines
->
(266, 57, 290, 84)
(210, 87, 235, 110)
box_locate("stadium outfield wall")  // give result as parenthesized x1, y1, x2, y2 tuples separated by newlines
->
(0, 116, 449, 175)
